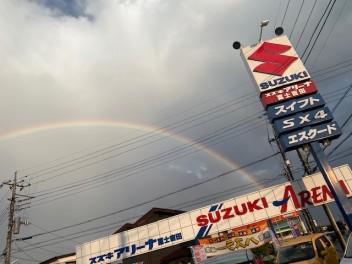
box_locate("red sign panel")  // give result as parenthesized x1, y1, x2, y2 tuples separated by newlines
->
(261, 80, 318, 109)
(248, 42, 298, 76)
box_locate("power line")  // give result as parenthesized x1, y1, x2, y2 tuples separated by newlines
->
(32, 113, 265, 197)
(289, 0, 305, 39)
(310, 0, 348, 70)
(6, 81, 348, 217)
(23, 84, 351, 207)
(273, 0, 283, 34)
(300, 0, 333, 59)
(330, 84, 352, 113)
(281, 0, 291, 26)
(24, 95, 259, 182)
(311, 57, 352, 75)
(303, 0, 338, 64)
(18, 89, 255, 178)
(327, 131, 352, 158)
(26, 81, 351, 201)
(15, 152, 279, 241)
(12, 152, 351, 257)
(13, 57, 352, 189)
(30, 121, 268, 208)
(295, 0, 318, 49)
(14, 172, 286, 255)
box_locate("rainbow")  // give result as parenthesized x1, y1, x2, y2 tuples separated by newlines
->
(0, 120, 257, 184)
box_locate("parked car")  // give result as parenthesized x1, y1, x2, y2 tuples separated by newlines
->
(276, 233, 340, 264)
(340, 232, 352, 263)
(199, 249, 263, 264)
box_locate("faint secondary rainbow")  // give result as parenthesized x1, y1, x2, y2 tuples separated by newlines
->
(0, 120, 258, 184)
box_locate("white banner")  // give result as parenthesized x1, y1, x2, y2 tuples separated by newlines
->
(76, 165, 352, 264)
(198, 220, 271, 256)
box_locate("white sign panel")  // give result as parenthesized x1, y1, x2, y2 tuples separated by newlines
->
(240, 35, 310, 94)
(76, 165, 352, 264)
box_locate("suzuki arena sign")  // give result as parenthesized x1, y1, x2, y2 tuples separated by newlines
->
(240, 35, 310, 94)
(76, 165, 352, 264)
(240, 34, 342, 152)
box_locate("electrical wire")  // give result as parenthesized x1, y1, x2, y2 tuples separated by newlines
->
(17, 83, 350, 209)
(281, 0, 291, 26)
(303, 0, 338, 64)
(14, 171, 285, 254)
(12, 150, 351, 256)
(311, 57, 352, 75)
(310, 0, 348, 70)
(273, 0, 283, 34)
(330, 84, 352, 113)
(24, 95, 259, 182)
(15, 152, 279, 241)
(24, 84, 350, 204)
(300, 0, 333, 59)
(33, 112, 265, 197)
(30, 121, 268, 208)
(295, 0, 318, 49)
(10, 57, 352, 190)
(289, 0, 305, 39)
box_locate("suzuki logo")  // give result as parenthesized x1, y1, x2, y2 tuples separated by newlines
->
(248, 42, 298, 76)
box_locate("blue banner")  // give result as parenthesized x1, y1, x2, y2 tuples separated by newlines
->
(273, 106, 333, 136)
(279, 121, 342, 152)
(267, 93, 325, 123)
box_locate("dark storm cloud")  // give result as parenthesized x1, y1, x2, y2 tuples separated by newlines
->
(31, 0, 93, 20)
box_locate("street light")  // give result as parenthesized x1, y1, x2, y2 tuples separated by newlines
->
(259, 20, 269, 42)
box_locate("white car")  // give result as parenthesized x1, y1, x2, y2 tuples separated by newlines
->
(341, 233, 352, 263)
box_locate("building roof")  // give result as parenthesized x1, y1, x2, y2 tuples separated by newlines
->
(39, 252, 75, 264)
(114, 207, 184, 233)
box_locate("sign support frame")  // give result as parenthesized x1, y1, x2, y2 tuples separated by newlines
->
(309, 141, 352, 231)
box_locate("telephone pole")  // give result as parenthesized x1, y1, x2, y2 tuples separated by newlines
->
(2, 172, 31, 264)
(269, 136, 318, 234)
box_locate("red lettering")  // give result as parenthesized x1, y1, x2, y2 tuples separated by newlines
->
(319, 181, 349, 202)
(299, 191, 313, 207)
(234, 203, 247, 215)
(208, 211, 221, 224)
(311, 187, 323, 203)
(281, 185, 300, 213)
(339, 180, 350, 195)
(261, 197, 269, 208)
(222, 207, 235, 220)
(322, 185, 333, 201)
(196, 215, 208, 227)
(247, 199, 262, 212)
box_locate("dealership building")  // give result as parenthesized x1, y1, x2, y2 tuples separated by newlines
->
(38, 165, 352, 264)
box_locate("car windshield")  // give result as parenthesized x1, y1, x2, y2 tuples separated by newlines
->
(277, 241, 315, 264)
(345, 234, 352, 258)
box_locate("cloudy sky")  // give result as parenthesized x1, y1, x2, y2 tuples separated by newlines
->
(0, 0, 351, 262)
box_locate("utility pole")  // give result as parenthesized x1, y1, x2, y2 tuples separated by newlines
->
(4, 172, 17, 264)
(269, 136, 318, 234)
(2, 172, 31, 264)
